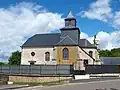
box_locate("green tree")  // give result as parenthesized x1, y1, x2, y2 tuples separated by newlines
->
(99, 50, 112, 57)
(111, 48, 120, 57)
(99, 48, 120, 57)
(0, 62, 5, 65)
(8, 51, 21, 65)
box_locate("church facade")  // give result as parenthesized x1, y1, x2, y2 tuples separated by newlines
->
(21, 11, 100, 70)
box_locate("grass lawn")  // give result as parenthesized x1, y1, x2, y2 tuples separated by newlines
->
(14, 80, 66, 86)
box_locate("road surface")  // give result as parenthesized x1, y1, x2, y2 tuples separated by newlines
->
(14, 79, 120, 90)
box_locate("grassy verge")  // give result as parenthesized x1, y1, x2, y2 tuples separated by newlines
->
(14, 80, 65, 86)
(15, 82, 49, 86)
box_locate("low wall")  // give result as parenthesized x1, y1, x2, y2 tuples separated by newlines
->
(0, 74, 8, 84)
(9, 76, 72, 83)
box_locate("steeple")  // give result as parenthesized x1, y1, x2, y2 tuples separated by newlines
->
(65, 11, 76, 27)
(67, 11, 74, 18)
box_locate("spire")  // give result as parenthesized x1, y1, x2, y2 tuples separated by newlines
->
(67, 11, 74, 18)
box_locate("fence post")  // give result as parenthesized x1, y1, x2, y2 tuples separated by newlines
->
(56, 64, 57, 75)
(58, 64, 61, 83)
(0, 65, 1, 73)
(39, 65, 41, 75)
(40, 65, 42, 75)
(9, 65, 10, 74)
(1, 65, 2, 73)
(19, 65, 20, 74)
(29, 65, 31, 75)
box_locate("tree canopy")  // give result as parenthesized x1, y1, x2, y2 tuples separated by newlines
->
(99, 48, 120, 57)
(0, 62, 5, 65)
(8, 51, 21, 65)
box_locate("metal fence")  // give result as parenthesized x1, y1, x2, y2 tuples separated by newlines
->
(86, 65, 120, 74)
(0, 64, 73, 76)
(2, 64, 120, 75)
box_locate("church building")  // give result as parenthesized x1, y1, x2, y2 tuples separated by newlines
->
(21, 11, 100, 70)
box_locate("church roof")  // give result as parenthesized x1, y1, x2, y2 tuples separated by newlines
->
(79, 39, 95, 48)
(22, 33, 60, 47)
(22, 33, 95, 48)
(57, 35, 78, 45)
(67, 11, 74, 18)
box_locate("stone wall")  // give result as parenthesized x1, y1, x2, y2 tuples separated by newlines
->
(0, 74, 8, 84)
(9, 76, 72, 83)
(21, 47, 57, 65)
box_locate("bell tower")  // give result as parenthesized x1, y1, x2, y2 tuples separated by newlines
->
(65, 11, 76, 27)
(59, 11, 80, 45)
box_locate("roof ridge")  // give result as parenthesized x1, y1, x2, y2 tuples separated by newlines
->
(36, 33, 60, 35)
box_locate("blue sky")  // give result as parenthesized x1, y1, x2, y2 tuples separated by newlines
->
(0, 0, 119, 36)
(0, 0, 120, 61)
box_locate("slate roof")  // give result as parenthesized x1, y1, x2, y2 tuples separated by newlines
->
(22, 33, 60, 47)
(57, 35, 78, 46)
(22, 33, 95, 48)
(79, 39, 95, 48)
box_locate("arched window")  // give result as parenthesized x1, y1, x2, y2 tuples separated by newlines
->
(63, 48, 69, 60)
(89, 51, 93, 57)
(45, 52, 50, 61)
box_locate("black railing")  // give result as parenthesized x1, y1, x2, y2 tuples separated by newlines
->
(86, 65, 120, 74)
(0, 64, 73, 76)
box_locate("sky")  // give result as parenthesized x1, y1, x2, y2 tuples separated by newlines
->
(0, 0, 120, 61)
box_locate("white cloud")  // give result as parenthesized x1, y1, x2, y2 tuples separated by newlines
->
(81, 31, 120, 50)
(78, 0, 120, 29)
(0, 2, 64, 61)
(80, 32, 89, 39)
(77, 0, 120, 50)
(79, 0, 112, 22)
(113, 11, 120, 28)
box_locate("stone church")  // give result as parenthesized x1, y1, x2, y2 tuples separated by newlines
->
(21, 11, 100, 70)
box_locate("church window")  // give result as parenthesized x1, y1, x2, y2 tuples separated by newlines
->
(31, 52, 35, 57)
(89, 51, 93, 57)
(45, 52, 50, 61)
(63, 48, 69, 60)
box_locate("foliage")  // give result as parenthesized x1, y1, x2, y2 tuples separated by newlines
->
(15, 82, 49, 86)
(99, 48, 120, 57)
(0, 62, 5, 65)
(8, 51, 21, 65)
(0, 62, 8, 65)
(15, 80, 64, 86)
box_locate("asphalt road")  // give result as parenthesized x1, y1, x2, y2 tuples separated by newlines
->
(0, 85, 29, 90)
(39, 79, 120, 90)
(70, 77, 120, 83)
(1, 78, 120, 90)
